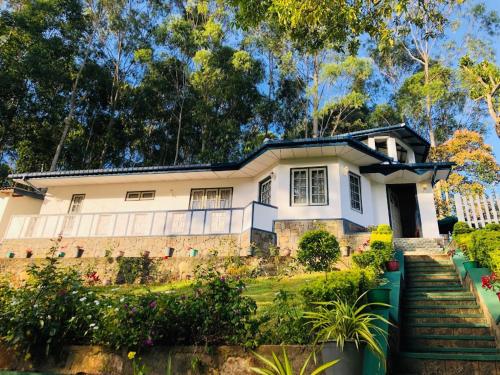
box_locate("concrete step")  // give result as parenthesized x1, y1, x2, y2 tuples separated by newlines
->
(405, 314, 487, 324)
(408, 280, 462, 287)
(404, 323, 491, 336)
(403, 305, 482, 314)
(405, 298, 478, 307)
(405, 347, 500, 354)
(397, 354, 500, 375)
(406, 285, 466, 292)
(402, 334, 497, 349)
(406, 273, 458, 280)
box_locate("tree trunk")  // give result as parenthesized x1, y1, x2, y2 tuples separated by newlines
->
(49, 43, 91, 171)
(423, 56, 436, 147)
(312, 53, 319, 138)
(174, 103, 183, 165)
(485, 93, 500, 138)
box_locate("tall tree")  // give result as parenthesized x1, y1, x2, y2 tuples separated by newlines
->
(459, 56, 500, 138)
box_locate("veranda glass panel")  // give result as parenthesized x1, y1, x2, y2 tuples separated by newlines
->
(310, 168, 326, 204)
(292, 169, 308, 205)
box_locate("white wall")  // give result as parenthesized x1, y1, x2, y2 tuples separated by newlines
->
(0, 195, 43, 239)
(416, 180, 440, 238)
(371, 181, 390, 226)
(40, 177, 260, 215)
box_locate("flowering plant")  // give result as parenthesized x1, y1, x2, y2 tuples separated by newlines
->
(85, 271, 100, 286)
(481, 273, 499, 292)
(447, 248, 456, 257)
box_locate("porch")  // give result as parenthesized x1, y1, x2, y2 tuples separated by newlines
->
(1, 202, 277, 258)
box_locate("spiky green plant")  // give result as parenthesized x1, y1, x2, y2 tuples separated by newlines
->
(250, 347, 339, 375)
(304, 292, 393, 363)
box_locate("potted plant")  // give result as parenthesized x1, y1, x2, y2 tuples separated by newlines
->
(481, 273, 500, 301)
(57, 251, 65, 258)
(6, 251, 14, 258)
(26, 249, 33, 258)
(165, 247, 174, 257)
(305, 292, 392, 375)
(76, 246, 84, 258)
(246, 247, 254, 256)
(339, 239, 350, 257)
(189, 248, 198, 257)
(366, 278, 391, 306)
(385, 259, 399, 272)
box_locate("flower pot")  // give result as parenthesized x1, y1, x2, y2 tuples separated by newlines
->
(165, 247, 174, 257)
(26, 251, 33, 259)
(321, 340, 366, 375)
(497, 292, 500, 302)
(189, 248, 198, 257)
(143, 251, 150, 258)
(57, 252, 65, 258)
(6, 251, 14, 258)
(463, 260, 479, 273)
(246, 247, 254, 257)
(386, 260, 400, 272)
(76, 248, 84, 258)
(367, 287, 391, 306)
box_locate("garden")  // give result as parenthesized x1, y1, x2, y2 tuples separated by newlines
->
(0, 225, 399, 374)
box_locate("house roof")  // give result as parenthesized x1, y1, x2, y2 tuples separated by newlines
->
(0, 186, 44, 200)
(9, 124, 438, 188)
(359, 162, 454, 185)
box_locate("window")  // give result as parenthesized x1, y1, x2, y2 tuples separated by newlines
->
(349, 172, 363, 213)
(291, 167, 328, 206)
(68, 194, 85, 214)
(189, 188, 233, 209)
(259, 177, 272, 205)
(126, 191, 155, 201)
(375, 139, 388, 156)
(396, 143, 408, 163)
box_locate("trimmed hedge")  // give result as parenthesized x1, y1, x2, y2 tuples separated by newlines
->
(300, 268, 376, 305)
(453, 221, 474, 235)
(456, 225, 500, 274)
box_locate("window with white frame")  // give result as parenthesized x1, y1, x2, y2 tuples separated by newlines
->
(189, 188, 233, 209)
(68, 194, 85, 213)
(259, 177, 272, 205)
(125, 191, 155, 201)
(349, 172, 363, 213)
(291, 167, 327, 206)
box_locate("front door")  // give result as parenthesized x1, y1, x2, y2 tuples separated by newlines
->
(386, 184, 422, 238)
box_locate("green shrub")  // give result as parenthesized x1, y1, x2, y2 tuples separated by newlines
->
(300, 269, 375, 305)
(376, 224, 392, 233)
(370, 224, 393, 245)
(257, 290, 311, 345)
(470, 229, 500, 272)
(0, 257, 97, 358)
(352, 240, 393, 272)
(297, 230, 340, 272)
(484, 223, 500, 231)
(453, 221, 473, 235)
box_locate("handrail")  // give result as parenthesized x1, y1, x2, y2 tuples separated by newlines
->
(4, 202, 277, 240)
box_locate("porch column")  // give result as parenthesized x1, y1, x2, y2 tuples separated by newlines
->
(416, 181, 440, 238)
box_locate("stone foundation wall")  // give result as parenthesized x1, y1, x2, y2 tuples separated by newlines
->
(0, 256, 295, 287)
(274, 219, 368, 254)
(0, 344, 317, 375)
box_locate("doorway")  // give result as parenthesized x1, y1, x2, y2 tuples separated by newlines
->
(386, 184, 422, 238)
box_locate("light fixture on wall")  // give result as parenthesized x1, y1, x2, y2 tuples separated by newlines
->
(421, 183, 428, 191)
(343, 166, 349, 176)
(270, 171, 276, 180)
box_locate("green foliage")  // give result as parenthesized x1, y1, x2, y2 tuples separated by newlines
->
(454, 227, 500, 273)
(258, 290, 311, 345)
(453, 221, 474, 235)
(250, 347, 339, 375)
(352, 238, 394, 273)
(116, 255, 159, 285)
(297, 230, 340, 272)
(484, 223, 500, 231)
(0, 255, 96, 358)
(300, 269, 375, 305)
(304, 292, 392, 364)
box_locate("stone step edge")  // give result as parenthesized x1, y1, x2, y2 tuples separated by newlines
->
(404, 313, 484, 318)
(404, 296, 476, 301)
(405, 322, 490, 328)
(403, 347, 500, 353)
(403, 305, 480, 309)
(398, 351, 500, 361)
(401, 334, 496, 341)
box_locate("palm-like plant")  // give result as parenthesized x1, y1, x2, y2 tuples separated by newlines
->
(250, 347, 339, 375)
(304, 292, 393, 363)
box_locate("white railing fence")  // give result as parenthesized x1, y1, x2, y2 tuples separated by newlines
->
(4, 202, 277, 240)
(454, 192, 500, 228)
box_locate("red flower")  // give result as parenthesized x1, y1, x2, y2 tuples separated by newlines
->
(163, 256, 169, 260)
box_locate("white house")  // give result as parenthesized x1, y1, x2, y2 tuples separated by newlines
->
(2, 124, 452, 257)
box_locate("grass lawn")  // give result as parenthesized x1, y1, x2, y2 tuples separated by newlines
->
(93, 272, 326, 309)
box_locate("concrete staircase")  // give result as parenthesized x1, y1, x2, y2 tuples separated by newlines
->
(393, 238, 444, 253)
(396, 253, 500, 374)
